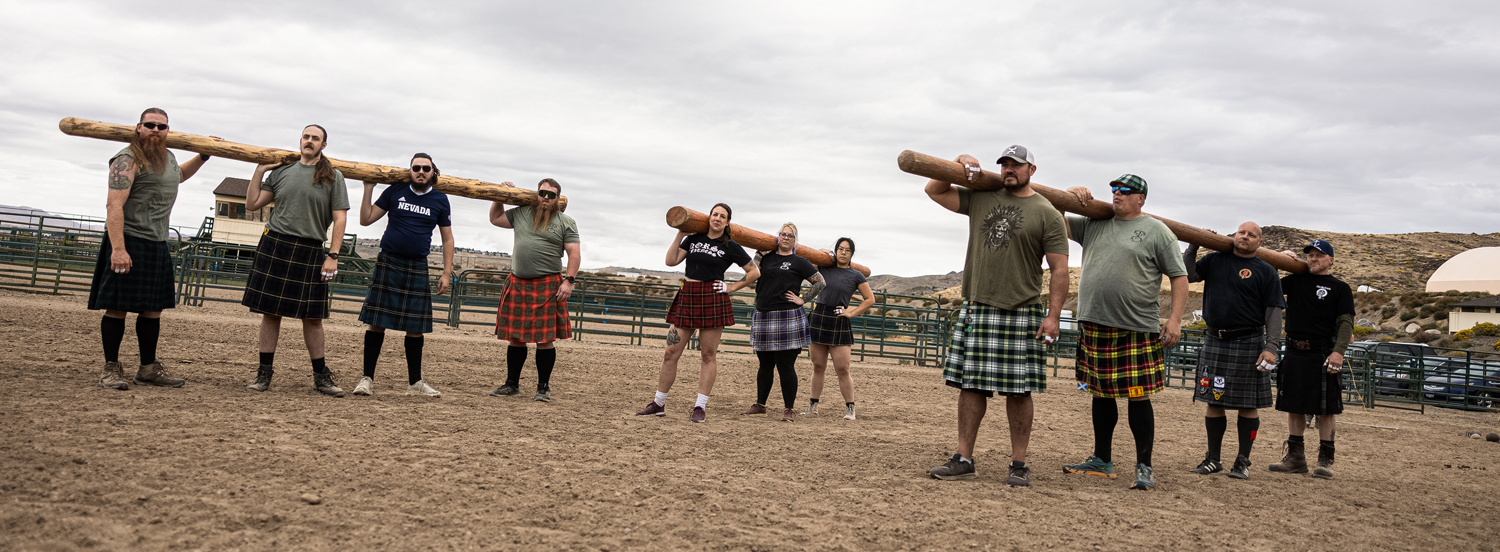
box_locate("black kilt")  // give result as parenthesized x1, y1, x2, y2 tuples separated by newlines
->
(1275, 349, 1345, 415)
(808, 303, 853, 346)
(358, 251, 434, 333)
(88, 234, 176, 313)
(241, 230, 330, 320)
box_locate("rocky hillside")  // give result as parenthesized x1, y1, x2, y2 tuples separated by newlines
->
(1259, 227, 1500, 293)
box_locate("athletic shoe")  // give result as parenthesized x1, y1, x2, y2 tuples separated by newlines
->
(1006, 463, 1031, 487)
(742, 403, 767, 415)
(929, 454, 976, 481)
(489, 384, 519, 397)
(134, 362, 185, 388)
(100, 361, 130, 391)
(1188, 458, 1223, 475)
(635, 401, 666, 417)
(407, 380, 441, 397)
(1062, 456, 1117, 479)
(1313, 443, 1335, 479)
(534, 386, 551, 402)
(313, 372, 345, 398)
(352, 377, 374, 396)
(1228, 455, 1251, 480)
(1268, 439, 1308, 474)
(1128, 464, 1156, 491)
(690, 406, 707, 423)
(843, 404, 857, 421)
(782, 408, 796, 422)
(802, 402, 819, 416)
(246, 364, 273, 392)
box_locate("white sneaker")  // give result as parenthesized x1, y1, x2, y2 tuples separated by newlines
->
(352, 376, 374, 396)
(843, 405, 856, 421)
(802, 402, 819, 416)
(407, 380, 441, 397)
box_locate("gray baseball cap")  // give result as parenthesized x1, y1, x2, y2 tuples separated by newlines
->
(996, 145, 1035, 165)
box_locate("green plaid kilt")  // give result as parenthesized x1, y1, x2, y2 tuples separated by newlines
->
(241, 230, 330, 320)
(943, 301, 1046, 394)
(1074, 322, 1165, 399)
(87, 234, 176, 313)
(358, 251, 434, 334)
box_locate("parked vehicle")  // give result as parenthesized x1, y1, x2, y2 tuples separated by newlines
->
(1423, 361, 1500, 411)
(1346, 341, 1443, 395)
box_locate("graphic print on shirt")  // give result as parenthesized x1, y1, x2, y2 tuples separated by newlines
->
(1239, 268, 1252, 279)
(1130, 230, 1146, 243)
(778, 261, 791, 271)
(688, 241, 726, 258)
(1315, 285, 1330, 300)
(981, 204, 1024, 251)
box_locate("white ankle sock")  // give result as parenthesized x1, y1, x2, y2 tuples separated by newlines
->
(695, 393, 709, 409)
(654, 391, 668, 406)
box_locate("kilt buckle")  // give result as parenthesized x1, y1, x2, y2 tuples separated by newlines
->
(1293, 339, 1311, 350)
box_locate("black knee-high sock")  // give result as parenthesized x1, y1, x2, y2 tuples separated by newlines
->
(1092, 398, 1118, 462)
(755, 351, 777, 406)
(101, 315, 125, 363)
(135, 317, 160, 366)
(505, 346, 527, 387)
(535, 347, 555, 389)
(1206, 416, 1228, 462)
(1237, 416, 1260, 459)
(405, 336, 424, 384)
(363, 330, 385, 379)
(776, 349, 800, 409)
(1128, 400, 1155, 467)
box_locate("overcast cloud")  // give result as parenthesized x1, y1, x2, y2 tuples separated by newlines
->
(2, 1, 1496, 276)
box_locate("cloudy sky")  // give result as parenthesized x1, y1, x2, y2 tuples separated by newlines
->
(3, 1, 1496, 276)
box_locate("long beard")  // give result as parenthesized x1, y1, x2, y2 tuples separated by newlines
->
(533, 200, 562, 229)
(130, 133, 169, 175)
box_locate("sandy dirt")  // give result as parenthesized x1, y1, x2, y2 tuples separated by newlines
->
(2, 287, 1498, 551)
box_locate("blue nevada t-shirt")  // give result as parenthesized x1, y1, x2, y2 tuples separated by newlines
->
(375, 184, 452, 258)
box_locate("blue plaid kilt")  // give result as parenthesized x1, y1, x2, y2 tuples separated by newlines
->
(88, 234, 176, 313)
(358, 251, 434, 333)
(808, 303, 853, 346)
(1193, 333, 1273, 410)
(241, 230, 330, 320)
(750, 307, 810, 352)
(943, 301, 1047, 395)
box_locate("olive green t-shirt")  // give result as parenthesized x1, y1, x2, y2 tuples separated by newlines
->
(1068, 215, 1187, 333)
(263, 162, 350, 241)
(505, 205, 581, 279)
(111, 147, 180, 242)
(957, 188, 1069, 310)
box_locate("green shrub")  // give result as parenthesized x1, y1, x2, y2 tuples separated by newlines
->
(1352, 326, 1374, 337)
(1412, 331, 1436, 344)
(1381, 306, 1398, 318)
(1436, 337, 1453, 348)
(1418, 305, 1438, 318)
(1379, 337, 1396, 342)
(1399, 311, 1418, 321)
(1420, 322, 1438, 331)
(1185, 320, 1208, 331)
(1455, 340, 1474, 348)
(1475, 322, 1500, 337)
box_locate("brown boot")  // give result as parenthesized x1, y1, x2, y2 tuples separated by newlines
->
(99, 361, 129, 390)
(1268, 439, 1308, 474)
(1313, 442, 1335, 479)
(135, 362, 185, 388)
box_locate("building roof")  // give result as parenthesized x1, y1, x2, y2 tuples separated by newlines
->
(212, 177, 252, 198)
(1426, 247, 1500, 294)
(1452, 295, 1500, 308)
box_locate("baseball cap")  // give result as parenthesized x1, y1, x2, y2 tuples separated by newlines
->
(1110, 174, 1148, 196)
(996, 145, 1034, 165)
(1303, 239, 1335, 257)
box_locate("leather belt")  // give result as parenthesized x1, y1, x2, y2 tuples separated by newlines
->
(1207, 326, 1263, 340)
(1289, 338, 1333, 351)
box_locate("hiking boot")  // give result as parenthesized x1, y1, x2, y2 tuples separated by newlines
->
(313, 372, 345, 398)
(134, 362, 185, 388)
(802, 402, 819, 416)
(1228, 455, 1251, 480)
(1129, 464, 1156, 491)
(1062, 456, 1117, 479)
(635, 401, 666, 417)
(489, 384, 519, 397)
(1269, 439, 1308, 474)
(1006, 462, 1031, 487)
(843, 404, 857, 421)
(533, 386, 550, 402)
(246, 364, 274, 392)
(352, 376, 374, 396)
(782, 408, 796, 422)
(742, 403, 767, 415)
(100, 361, 130, 391)
(930, 454, 976, 481)
(690, 406, 707, 423)
(1188, 458, 1223, 475)
(1313, 443, 1335, 479)
(408, 380, 441, 397)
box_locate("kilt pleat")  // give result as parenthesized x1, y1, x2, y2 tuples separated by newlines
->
(808, 303, 853, 346)
(358, 251, 434, 333)
(241, 230, 331, 320)
(1193, 333, 1273, 409)
(1275, 349, 1344, 415)
(1074, 321, 1165, 399)
(495, 273, 571, 342)
(943, 301, 1047, 394)
(88, 234, 176, 313)
(750, 307, 810, 352)
(665, 280, 736, 329)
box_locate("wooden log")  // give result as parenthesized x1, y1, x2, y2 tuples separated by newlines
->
(896, 149, 1308, 274)
(665, 206, 873, 277)
(58, 117, 565, 210)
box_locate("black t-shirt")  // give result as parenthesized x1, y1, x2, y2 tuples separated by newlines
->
(679, 233, 752, 282)
(1281, 273, 1354, 340)
(754, 252, 818, 312)
(1197, 252, 1285, 328)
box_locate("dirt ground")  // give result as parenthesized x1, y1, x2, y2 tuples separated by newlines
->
(2, 287, 1498, 551)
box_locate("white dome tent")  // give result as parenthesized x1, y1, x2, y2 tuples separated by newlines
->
(1425, 247, 1500, 294)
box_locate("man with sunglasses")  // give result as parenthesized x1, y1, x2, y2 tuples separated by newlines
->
(1061, 175, 1189, 491)
(488, 179, 580, 402)
(90, 107, 216, 390)
(351, 153, 454, 398)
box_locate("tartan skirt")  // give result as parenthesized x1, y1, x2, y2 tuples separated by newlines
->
(88, 234, 176, 313)
(1193, 333, 1273, 409)
(495, 273, 571, 343)
(1275, 349, 1344, 415)
(358, 251, 434, 334)
(1075, 322, 1165, 399)
(242, 230, 331, 320)
(943, 301, 1047, 395)
(751, 307, 810, 352)
(665, 280, 736, 329)
(808, 303, 853, 347)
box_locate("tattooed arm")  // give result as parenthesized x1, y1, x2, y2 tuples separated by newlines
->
(797, 273, 826, 305)
(105, 155, 138, 273)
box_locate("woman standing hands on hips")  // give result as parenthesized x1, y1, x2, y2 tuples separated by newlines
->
(803, 238, 874, 420)
(742, 223, 824, 422)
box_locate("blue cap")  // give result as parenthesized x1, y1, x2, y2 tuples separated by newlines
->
(1303, 239, 1334, 257)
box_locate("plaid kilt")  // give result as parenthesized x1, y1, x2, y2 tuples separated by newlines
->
(1074, 322, 1165, 399)
(88, 234, 176, 313)
(808, 303, 853, 346)
(495, 273, 571, 343)
(943, 301, 1047, 394)
(241, 230, 331, 319)
(665, 280, 736, 329)
(1193, 333, 1272, 409)
(1275, 349, 1344, 415)
(358, 251, 434, 334)
(751, 307, 810, 352)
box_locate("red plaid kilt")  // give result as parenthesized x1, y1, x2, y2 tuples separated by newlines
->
(1075, 321, 1165, 399)
(495, 273, 571, 343)
(665, 280, 736, 329)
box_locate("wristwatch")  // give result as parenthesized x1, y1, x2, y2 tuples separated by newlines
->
(564, 275, 576, 284)
(327, 252, 340, 260)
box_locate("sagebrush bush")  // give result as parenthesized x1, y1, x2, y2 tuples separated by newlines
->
(1475, 322, 1499, 337)
(1381, 306, 1398, 318)
(1353, 326, 1374, 337)
(1400, 311, 1418, 321)
(1412, 331, 1436, 344)
(1454, 329, 1475, 340)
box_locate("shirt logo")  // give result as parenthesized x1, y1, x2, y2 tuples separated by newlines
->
(1130, 230, 1146, 243)
(395, 196, 432, 216)
(981, 204, 1024, 251)
(778, 262, 791, 271)
(1315, 285, 1330, 300)
(687, 242, 725, 258)
(1239, 268, 1252, 279)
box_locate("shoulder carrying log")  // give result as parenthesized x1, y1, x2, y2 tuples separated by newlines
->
(665, 206, 872, 277)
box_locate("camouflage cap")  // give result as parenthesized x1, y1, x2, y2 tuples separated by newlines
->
(1110, 174, 1148, 196)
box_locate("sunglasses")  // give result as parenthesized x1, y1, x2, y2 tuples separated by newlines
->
(1110, 186, 1141, 196)
(411, 165, 433, 173)
(537, 190, 558, 199)
(140, 122, 169, 131)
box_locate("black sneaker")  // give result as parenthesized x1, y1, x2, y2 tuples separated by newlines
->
(1228, 455, 1252, 480)
(489, 384, 519, 397)
(313, 372, 344, 398)
(1188, 458, 1223, 475)
(1006, 462, 1031, 487)
(929, 454, 976, 481)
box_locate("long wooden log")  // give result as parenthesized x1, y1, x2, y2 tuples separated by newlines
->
(58, 117, 565, 211)
(897, 150, 1308, 274)
(665, 206, 873, 277)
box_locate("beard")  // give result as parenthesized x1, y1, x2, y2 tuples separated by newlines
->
(411, 174, 434, 192)
(1000, 172, 1029, 191)
(129, 132, 170, 175)
(533, 198, 562, 229)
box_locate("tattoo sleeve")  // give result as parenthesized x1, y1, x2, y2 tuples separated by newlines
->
(108, 156, 133, 191)
(800, 276, 826, 304)
(666, 328, 681, 346)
